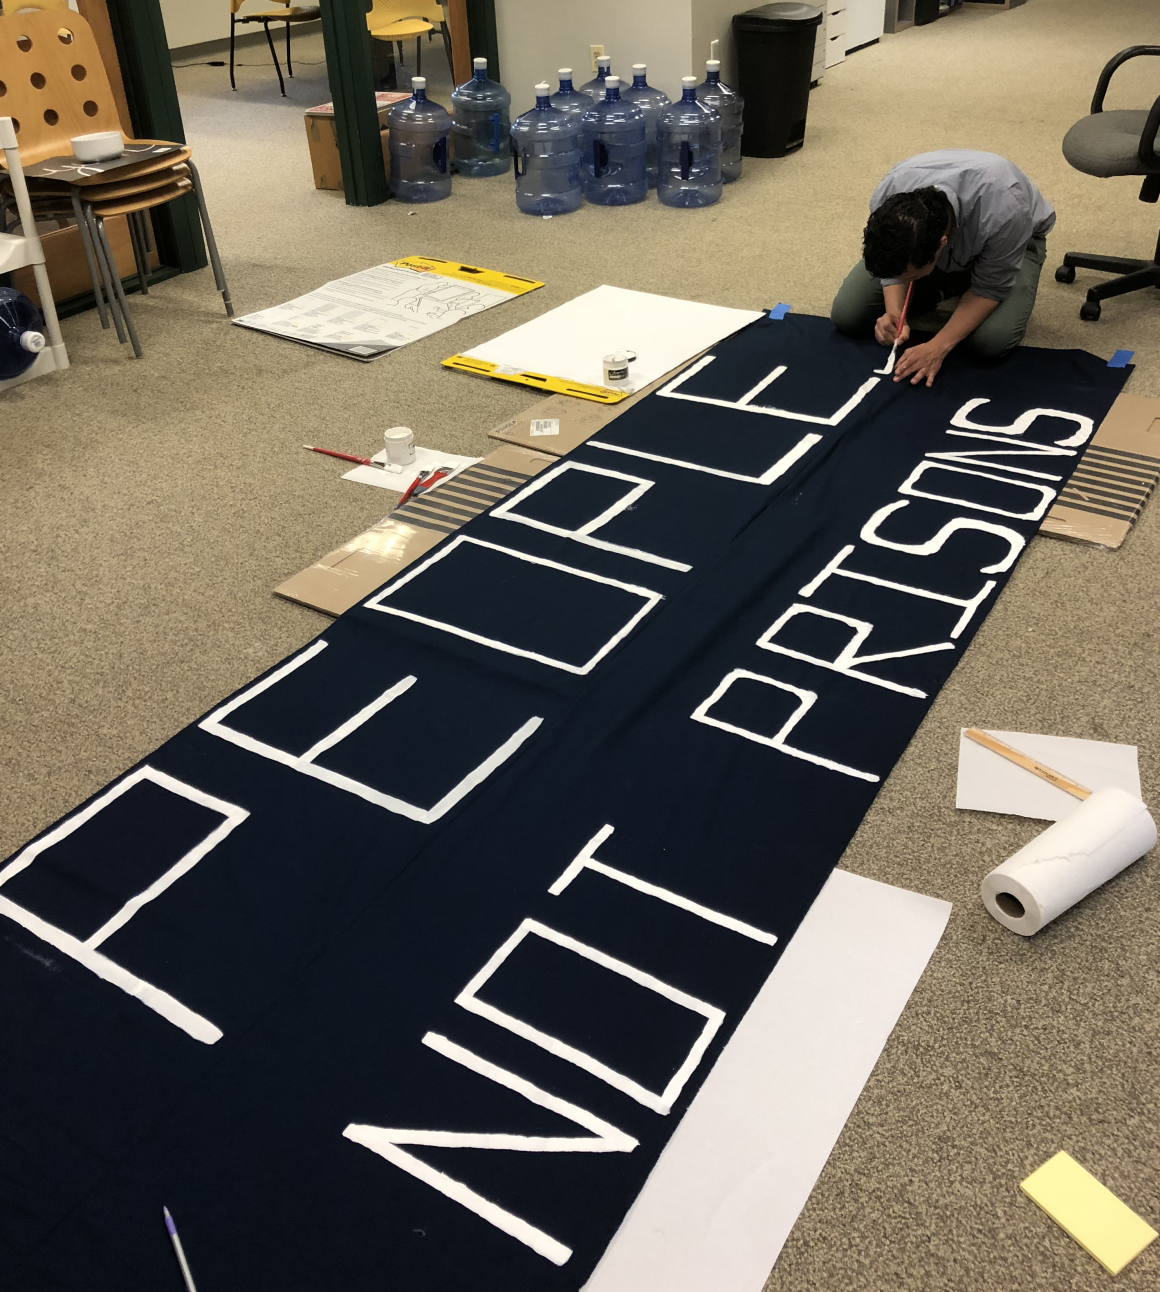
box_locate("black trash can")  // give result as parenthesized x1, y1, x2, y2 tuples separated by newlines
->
(732, 2, 823, 158)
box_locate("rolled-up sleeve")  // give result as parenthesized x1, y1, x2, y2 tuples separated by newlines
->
(969, 209, 1034, 301)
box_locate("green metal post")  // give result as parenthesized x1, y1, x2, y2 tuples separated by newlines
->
(104, 0, 207, 271)
(319, 0, 389, 206)
(464, 0, 499, 80)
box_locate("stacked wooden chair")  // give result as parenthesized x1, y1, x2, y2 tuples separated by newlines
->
(0, 5, 230, 358)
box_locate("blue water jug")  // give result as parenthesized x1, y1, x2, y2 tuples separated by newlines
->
(621, 63, 670, 189)
(550, 68, 590, 118)
(512, 82, 582, 216)
(450, 56, 511, 177)
(388, 77, 452, 202)
(696, 58, 744, 183)
(580, 76, 647, 206)
(579, 54, 612, 103)
(0, 288, 45, 381)
(657, 76, 722, 208)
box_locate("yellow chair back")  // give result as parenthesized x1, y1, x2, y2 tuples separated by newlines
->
(367, 0, 444, 28)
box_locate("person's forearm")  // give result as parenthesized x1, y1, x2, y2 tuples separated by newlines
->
(932, 291, 1000, 352)
(883, 283, 907, 317)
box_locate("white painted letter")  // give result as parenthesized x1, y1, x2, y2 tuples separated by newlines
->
(860, 500, 1026, 574)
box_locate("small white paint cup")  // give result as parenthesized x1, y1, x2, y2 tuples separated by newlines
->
(384, 426, 416, 465)
(603, 352, 630, 386)
(71, 131, 123, 162)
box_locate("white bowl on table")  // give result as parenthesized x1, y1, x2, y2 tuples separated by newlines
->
(71, 131, 123, 163)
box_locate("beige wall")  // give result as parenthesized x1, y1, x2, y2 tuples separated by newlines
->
(495, 0, 695, 115)
(689, 0, 741, 87)
(159, 0, 229, 50)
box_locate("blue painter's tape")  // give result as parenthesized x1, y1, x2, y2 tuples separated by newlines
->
(1108, 349, 1134, 368)
(768, 303, 791, 320)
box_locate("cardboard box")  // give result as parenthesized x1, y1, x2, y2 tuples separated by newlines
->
(1041, 393, 1160, 550)
(304, 92, 408, 192)
(276, 445, 556, 616)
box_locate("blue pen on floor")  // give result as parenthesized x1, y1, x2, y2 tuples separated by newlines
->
(163, 1206, 200, 1292)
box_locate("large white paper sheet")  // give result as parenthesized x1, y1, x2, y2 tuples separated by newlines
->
(462, 285, 763, 392)
(955, 728, 1141, 822)
(585, 870, 950, 1292)
(233, 264, 519, 361)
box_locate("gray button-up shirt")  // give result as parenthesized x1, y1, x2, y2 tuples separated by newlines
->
(871, 150, 1056, 301)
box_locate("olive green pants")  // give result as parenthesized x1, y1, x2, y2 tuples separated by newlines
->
(830, 234, 1047, 360)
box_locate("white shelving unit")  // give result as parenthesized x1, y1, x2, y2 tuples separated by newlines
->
(0, 115, 68, 394)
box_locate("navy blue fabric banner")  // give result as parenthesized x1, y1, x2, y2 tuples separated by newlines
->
(0, 316, 1128, 1290)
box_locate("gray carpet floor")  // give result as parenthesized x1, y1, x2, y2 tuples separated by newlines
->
(3, 1, 1160, 1287)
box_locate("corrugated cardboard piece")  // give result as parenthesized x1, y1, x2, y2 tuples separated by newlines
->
(1041, 393, 1160, 550)
(276, 445, 556, 616)
(487, 354, 705, 455)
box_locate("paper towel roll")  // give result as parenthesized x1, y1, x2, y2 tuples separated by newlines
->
(981, 787, 1156, 935)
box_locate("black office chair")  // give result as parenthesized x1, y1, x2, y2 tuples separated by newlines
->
(1057, 46, 1160, 321)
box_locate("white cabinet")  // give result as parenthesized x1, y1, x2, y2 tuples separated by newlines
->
(824, 5, 847, 68)
(845, 0, 885, 52)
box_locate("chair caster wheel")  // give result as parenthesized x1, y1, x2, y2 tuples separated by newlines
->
(1080, 300, 1101, 321)
(1055, 264, 1076, 284)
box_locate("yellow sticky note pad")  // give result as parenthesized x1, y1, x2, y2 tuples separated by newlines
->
(1021, 1151, 1158, 1275)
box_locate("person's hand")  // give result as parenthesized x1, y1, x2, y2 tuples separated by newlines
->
(875, 312, 910, 347)
(893, 339, 949, 387)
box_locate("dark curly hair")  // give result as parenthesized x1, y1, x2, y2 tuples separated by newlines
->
(863, 188, 953, 279)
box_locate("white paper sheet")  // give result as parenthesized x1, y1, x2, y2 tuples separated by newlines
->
(585, 870, 950, 1292)
(233, 264, 519, 361)
(342, 446, 480, 492)
(955, 729, 1141, 822)
(462, 285, 763, 392)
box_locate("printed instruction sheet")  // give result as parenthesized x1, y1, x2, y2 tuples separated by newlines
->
(233, 258, 542, 361)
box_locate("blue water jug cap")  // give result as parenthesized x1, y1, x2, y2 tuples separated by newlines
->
(411, 75, 426, 101)
(681, 75, 697, 101)
(604, 75, 621, 101)
(535, 81, 551, 103)
(473, 56, 488, 78)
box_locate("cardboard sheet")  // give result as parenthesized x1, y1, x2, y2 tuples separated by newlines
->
(277, 445, 556, 615)
(486, 353, 709, 457)
(462, 285, 762, 394)
(341, 446, 479, 492)
(1021, 1151, 1157, 1275)
(956, 728, 1141, 821)
(1041, 392, 1160, 550)
(585, 870, 951, 1292)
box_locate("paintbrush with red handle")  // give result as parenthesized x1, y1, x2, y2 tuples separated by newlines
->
(303, 444, 385, 469)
